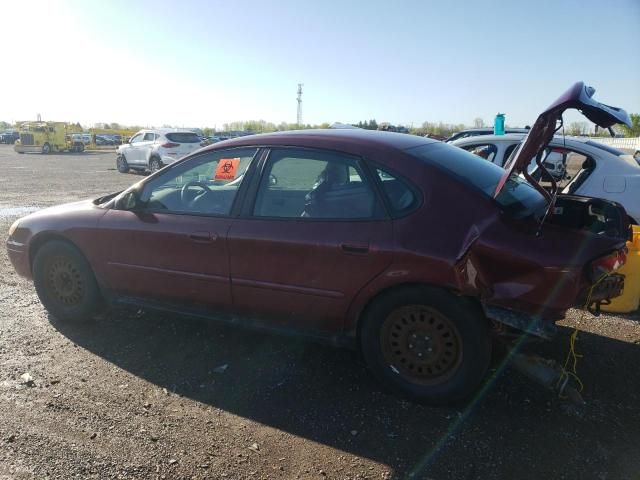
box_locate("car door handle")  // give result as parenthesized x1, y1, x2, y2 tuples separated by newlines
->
(189, 231, 217, 243)
(341, 243, 369, 254)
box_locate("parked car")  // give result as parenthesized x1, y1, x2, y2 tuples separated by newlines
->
(116, 129, 204, 174)
(453, 133, 640, 223)
(0, 130, 19, 144)
(6, 83, 632, 404)
(96, 135, 118, 146)
(445, 127, 530, 143)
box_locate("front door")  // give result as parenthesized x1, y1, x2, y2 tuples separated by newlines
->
(126, 132, 145, 164)
(228, 147, 394, 334)
(97, 147, 259, 308)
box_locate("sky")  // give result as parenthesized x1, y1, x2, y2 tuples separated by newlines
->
(1, 0, 639, 129)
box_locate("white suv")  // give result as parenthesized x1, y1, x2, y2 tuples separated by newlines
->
(116, 129, 204, 174)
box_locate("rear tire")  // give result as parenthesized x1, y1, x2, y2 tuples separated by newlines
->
(116, 154, 130, 173)
(42, 143, 51, 154)
(359, 286, 491, 405)
(149, 157, 163, 173)
(33, 240, 104, 322)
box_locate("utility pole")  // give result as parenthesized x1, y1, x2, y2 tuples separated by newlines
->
(296, 83, 303, 127)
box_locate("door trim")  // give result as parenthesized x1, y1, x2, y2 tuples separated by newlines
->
(107, 261, 228, 284)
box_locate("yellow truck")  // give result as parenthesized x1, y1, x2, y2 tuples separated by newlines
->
(13, 122, 85, 154)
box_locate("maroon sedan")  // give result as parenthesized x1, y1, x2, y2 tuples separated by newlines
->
(6, 83, 632, 403)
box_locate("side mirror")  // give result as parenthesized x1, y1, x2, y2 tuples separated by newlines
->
(116, 189, 143, 211)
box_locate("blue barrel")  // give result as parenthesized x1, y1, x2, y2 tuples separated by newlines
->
(494, 113, 505, 135)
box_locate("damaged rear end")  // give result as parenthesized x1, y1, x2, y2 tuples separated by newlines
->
(480, 82, 632, 332)
(415, 82, 632, 338)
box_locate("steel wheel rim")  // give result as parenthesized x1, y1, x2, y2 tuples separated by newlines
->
(381, 305, 462, 385)
(117, 156, 125, 170)
(150, 159, 160, 172)
(45, 255, 84, 306)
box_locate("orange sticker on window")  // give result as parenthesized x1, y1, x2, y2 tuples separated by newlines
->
(214, 158, 240, 180)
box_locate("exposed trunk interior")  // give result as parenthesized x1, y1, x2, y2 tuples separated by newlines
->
(548, 194, 629, 239)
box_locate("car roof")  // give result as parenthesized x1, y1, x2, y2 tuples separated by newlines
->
(137, 128, 198, 134)
(202, 129, 437, 152)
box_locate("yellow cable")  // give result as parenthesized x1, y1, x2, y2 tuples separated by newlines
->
(557, 272, 610, 397)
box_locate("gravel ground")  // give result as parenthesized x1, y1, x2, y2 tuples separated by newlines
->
(0, 144, 639, 480)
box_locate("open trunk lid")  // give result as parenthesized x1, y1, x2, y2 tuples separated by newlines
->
(494, 82, 632, 200)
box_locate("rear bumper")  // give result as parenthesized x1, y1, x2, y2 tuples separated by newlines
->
(579, 273, 625, 313)
(159, 153, 180, 165)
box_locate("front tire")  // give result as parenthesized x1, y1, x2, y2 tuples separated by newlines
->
(33, 240, 103, 322)
(360, 286, 491, 405)
(42, 143, 51, 154)
(116, 154, 130, 173)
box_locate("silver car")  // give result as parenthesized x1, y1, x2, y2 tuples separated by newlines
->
(116, 129, 204, 174)
(453, 133, 640, 223)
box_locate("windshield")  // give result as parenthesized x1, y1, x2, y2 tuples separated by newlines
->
(407, 143, 546, 219)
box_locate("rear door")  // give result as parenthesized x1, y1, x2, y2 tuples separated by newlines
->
(227, 147, 394, 334)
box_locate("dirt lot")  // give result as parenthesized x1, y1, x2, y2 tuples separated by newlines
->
(0, 144, 639, 480)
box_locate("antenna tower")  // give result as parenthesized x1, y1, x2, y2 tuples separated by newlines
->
(296, 83, 303, 126)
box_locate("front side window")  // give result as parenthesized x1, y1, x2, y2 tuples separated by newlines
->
(139, 148, 257, 215)
(254, 148, 378, 219)
(130, 133, 143, 144)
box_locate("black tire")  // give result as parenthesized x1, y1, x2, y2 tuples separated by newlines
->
(116, 154, 130, 173)
(42, 143, 51, 154)
(149, 156, 163, 173)
(359, 286, 491, 405)
(33, 240, 103, 322)
(77, 143, 85, 153)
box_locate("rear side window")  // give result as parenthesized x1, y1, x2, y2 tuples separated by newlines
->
(375, 168, 418, 216)
(408, 142, 546, 219)
(143, 132, 155, 141)
(408, 142, 504, 196)
(166, 132, 201, 143)
(254, 148, 379, 219)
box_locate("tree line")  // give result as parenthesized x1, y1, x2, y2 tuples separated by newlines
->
(2, 114, 639, 137)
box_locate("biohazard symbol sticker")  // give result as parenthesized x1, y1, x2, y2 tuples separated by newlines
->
(214, 158, 240, 180)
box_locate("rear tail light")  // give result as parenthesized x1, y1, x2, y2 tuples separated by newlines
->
(590, 248, 627, 281)
(161, 142, 179, 148)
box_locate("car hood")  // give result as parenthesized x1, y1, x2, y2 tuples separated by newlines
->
(19, 199, 102, 222)
(494, 82, 631, 199)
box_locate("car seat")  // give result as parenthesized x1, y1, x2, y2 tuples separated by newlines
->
(563, 157, 596, 195)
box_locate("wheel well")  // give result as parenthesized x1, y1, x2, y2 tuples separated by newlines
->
(150, 155, 161, 164)
(29, 234, 80, 272)
(354, 282, 485, 342)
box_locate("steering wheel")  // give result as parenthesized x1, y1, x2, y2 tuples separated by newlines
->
(180, 181, 212, 207)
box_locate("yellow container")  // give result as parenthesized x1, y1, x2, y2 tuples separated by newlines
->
(602, 225, 640, 313)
